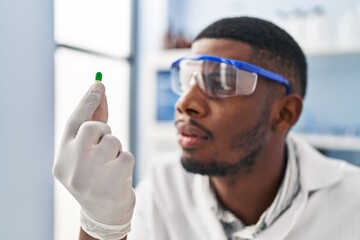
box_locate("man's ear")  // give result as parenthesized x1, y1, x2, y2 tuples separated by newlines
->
(272, 94, 303, 132)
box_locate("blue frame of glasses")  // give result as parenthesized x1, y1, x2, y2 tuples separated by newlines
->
(171, 55, 291, 95)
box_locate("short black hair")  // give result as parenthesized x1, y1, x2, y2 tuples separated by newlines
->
(194, 16, 307, 98)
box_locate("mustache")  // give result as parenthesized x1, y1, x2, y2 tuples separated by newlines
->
(174, 119, 214, 139)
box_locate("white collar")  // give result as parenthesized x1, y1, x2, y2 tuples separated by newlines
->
(288, 133, 343, 192)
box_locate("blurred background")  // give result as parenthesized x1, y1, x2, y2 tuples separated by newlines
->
(1, 0, 360, 239)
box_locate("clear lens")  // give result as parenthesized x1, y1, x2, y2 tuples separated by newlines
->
(171, 59, 258, 98)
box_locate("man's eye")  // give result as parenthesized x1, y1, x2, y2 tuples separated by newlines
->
(205, 72, 236, 92)
(212, 80, 232, 91)
(206, 73, 236, 87)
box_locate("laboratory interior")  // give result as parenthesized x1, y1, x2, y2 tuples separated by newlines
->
(1, 0, 360, 239)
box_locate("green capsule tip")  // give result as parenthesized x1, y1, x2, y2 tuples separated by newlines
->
(95, 72, 102, 82)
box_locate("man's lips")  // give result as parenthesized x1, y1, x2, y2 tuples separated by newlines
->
(175, 120, 213, 149)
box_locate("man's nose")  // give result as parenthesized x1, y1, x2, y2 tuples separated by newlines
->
(175, 80, 208, 118)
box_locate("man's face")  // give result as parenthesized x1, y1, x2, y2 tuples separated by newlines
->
(174, 38, 275, 176)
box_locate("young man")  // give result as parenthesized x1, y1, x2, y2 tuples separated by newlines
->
(53, 17, 360, 240)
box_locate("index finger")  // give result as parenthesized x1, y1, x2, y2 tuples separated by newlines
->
(64, 83, 106, 139)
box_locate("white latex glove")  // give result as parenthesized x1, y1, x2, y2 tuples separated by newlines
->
(53, 83, 135, 240)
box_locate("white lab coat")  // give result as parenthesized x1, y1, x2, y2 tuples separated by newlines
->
(129, 135, 360, 240)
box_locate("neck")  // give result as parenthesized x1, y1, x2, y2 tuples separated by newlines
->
(210, 139, 287, 225)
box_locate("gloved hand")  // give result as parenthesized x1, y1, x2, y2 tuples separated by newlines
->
(53, 83, 135, 240)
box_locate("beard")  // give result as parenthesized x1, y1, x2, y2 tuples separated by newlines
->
(180, 104, 271, 177)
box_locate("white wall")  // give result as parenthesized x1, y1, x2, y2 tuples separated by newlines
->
(0, 0, 54, 239)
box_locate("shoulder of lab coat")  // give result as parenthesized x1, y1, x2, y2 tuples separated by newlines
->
(289, 133, 360, 194)
(257, 134, 360, 240)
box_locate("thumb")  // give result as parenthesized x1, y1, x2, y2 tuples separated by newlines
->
(65, 83, 107, 139)
(92, 93, 108, 122)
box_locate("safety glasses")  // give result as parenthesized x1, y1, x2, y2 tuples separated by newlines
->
(170, 55, 290, 98)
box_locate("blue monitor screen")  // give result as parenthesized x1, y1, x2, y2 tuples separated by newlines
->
(156, 70, 179, 121)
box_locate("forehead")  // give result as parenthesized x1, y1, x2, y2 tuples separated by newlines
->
(191, 38, 253, 63)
